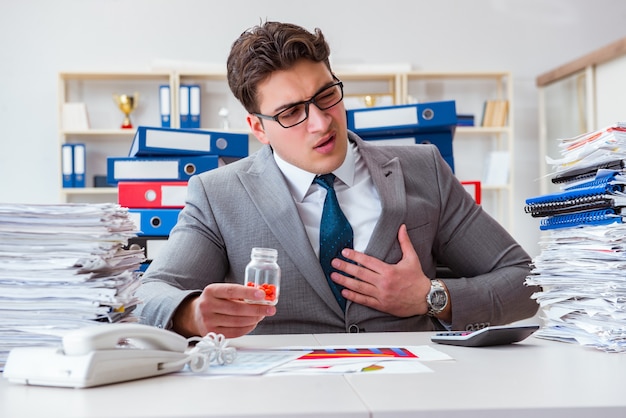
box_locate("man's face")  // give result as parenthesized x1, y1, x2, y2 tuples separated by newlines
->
(246, 59, 348, 175)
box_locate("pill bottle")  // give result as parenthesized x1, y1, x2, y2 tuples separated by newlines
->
(244, 247, 280, 305)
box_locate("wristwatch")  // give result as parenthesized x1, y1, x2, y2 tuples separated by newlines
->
(426, 279, 448, 317)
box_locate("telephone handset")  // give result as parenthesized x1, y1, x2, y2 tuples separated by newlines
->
(62, 322, 188, 355)
(4, 323, 191, 388)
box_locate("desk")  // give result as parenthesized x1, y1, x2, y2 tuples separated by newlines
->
(1, 332, 625, 417)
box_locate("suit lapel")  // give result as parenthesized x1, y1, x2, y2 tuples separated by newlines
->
(355, 136, 407, 261)
(237, 147, 345, 316)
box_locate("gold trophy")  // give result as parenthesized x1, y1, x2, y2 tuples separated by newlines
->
(113, 92, 139, 129)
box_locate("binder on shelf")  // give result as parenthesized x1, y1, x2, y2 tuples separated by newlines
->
(73, 143, 86, 188)
(128, 126, 248, 158)
(456, 114, 475, 127)
(539, 208, 623, 231)
(179, 84, 190, 129)
(362, 131, 455, 173)
(159, 85, 171, 128)
(128, 208, 181, 236)
(118, 181, 188, 208)
(346, 100, 457, 137)
(460, 181, 481, 204)
(61, 144, 74, 188)
(106, 155, 219, 185)
(189, 84, 201, 129)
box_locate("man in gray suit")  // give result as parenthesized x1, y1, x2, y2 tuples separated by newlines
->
(136, 21, 539, 338)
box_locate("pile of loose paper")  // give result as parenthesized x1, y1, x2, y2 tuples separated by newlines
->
(525, 123, 626, 352)
(0, 203, 145, 369)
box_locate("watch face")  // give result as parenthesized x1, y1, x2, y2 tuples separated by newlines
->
(430, 290, 447, 310)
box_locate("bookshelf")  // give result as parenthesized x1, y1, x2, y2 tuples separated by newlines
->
(57, 69, 515, 231)
(58, 71, 173, 203)
(402, 71, 514, 231)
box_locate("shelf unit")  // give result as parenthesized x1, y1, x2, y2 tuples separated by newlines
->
(58, 69, 514, 231)
(58, 71, 174, 203)
(402, 71, 514, 231)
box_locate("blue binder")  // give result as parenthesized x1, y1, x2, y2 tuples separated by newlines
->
(362, 131, 455, 173)
(61, 143, 74, 188)
(189, 84, 201, 129)
(72, 143, 86, 188)
(540, 208, 623, 230)
(128, 208, 181, 236)
(159, 85, 171, 128)
(128, 126, 248, 158)
(346, 100, 457, 137)
(106, 155, 219, 185)
(179, 84, 190, 129)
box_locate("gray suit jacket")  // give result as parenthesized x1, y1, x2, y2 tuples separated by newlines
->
(135, 132, 538, 333)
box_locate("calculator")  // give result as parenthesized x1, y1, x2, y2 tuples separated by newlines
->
(430, 324, 540, 347)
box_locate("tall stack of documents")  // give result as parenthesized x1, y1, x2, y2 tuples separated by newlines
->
(113, 126, 249, 270)
(0, 203, 145, 369)
(524, 123, 626, 352)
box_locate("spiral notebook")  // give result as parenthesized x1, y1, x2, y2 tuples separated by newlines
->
(539, 208, 623, 230)
(551, 159, 625, 184)
(525, 172, 626, 218)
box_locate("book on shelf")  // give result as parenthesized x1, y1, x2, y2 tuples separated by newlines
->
(482, 151, 510, 186)
(62, 102, 90, 131)
(481, 100, 509, 127)
(456, 114, 475, 127)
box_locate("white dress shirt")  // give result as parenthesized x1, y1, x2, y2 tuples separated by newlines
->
(274, 140, 382, 257)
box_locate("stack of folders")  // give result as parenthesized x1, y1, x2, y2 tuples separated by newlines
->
(110, 126, 249, 270)
(0, 203, 145, 370)
(346, 100, 458, 173)
(524, 171, 626, 229)
(524, 122, 626, 352)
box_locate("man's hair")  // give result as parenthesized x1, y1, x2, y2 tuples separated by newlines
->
(226, 21, 332, 114)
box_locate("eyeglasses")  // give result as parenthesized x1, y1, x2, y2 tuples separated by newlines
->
(253, 79, 344, 129)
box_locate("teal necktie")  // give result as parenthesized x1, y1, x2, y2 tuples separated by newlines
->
(315, 173, 353, 311)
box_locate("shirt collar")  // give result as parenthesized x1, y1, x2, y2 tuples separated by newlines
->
(274, 139, 357, 203)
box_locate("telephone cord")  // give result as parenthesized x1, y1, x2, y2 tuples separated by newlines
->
(161, 332, 237, 373)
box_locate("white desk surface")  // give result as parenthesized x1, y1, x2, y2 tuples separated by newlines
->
(1, 331, 625, 418)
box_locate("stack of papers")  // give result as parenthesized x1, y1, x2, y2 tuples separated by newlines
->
(0, 203, 145, 369)
(527, 224, 626, 352)
(526, 123, 626, 352)
(546, 123, 626, 175)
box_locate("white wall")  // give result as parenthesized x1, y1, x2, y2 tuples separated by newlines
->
(1, 0, 626, 257)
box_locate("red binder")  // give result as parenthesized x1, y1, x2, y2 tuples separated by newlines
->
(118, 181, 188, 208)
(460, 181, 481, 204)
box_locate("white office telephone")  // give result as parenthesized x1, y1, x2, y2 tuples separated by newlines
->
(3, 323, 193, 388)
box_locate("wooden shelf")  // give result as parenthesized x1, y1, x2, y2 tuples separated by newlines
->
(57, 69, 515, 232)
